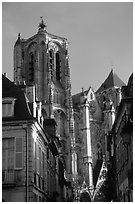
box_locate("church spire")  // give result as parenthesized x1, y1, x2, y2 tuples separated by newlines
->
(38, 16, 47, 32)
(14, 33, 21, 47)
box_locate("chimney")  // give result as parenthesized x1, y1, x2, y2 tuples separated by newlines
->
(3, 73, 7, 77)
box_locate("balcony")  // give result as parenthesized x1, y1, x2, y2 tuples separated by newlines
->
(2, 169, 15, 184)
(2, 169, 24, 185)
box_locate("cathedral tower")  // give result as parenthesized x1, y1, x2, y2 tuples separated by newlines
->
(14, 18, 77, 183)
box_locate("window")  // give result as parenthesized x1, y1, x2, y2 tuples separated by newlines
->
(3, 138, 14, 170)
(39, 196, 42, 202)
(2, 98, 16, 117)
(33, 141, 36, 171)
(42, 109, 47, 119)
(47, 148, 49, 160)
(39, 147, 42, 175)
(15, 137, 23, 169)
(34, 172, 36, 185)
(34, 193, 38, 202)
(2, 137, 23, 183)
(3, 137, 23, 171)
(33, 141, 46, 189)
(56, 52, 61, 80)
(41, 151, 44, 177)
(90, 93, 93, 100)
(49, 49, 54, 79)
(28, 53, 34, 83)
(36, 143, 40, 173)
(41, 51, 44, 79)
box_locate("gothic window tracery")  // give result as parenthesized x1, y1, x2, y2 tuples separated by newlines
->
(90, 92, 93, 100)
(49, 49, 54, 79)
(41, 41, 45, 73)
(28, 52, 34, 83)
(54, 110, 66, 138)
(74, 113, 81, 143)
(42, 109, 48, 119)
(56, 52, 61, 81)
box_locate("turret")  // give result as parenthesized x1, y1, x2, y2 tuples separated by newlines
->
(14, 33, 23, 85)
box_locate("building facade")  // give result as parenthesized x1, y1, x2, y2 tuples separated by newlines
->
(108, 73, 133, 201)
(2, 74, 69, 202)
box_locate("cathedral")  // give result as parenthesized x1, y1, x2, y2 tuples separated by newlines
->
(72, 69, 125, 201)
(14, 17, 77, 181)
(2, 18, 132, 202)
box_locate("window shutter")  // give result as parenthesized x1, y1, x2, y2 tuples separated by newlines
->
(15, 138, 23, 169)
(2, 104, 6, 117)
(33, 141, 36, 171)
(39, 147, 41, 174)
(8, 149, 14, 169)
(2, 150, 6, 170)
(41, 151, 43, 177)
(36, 144, 39, 173)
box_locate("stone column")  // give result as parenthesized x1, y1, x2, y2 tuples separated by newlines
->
(82, 101, 93, 189)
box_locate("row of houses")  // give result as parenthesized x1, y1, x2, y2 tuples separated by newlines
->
(2, 71, 133, 202)
(2, 74, 72, 202)
(109, 73, 133, 201)
(101, 73, 133, 202)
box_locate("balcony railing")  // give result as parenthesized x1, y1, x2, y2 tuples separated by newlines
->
(2, 169, 15, 184)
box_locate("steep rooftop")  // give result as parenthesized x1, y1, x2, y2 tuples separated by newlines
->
(96, 69, 125, 93)
(2, 74, 33, 121)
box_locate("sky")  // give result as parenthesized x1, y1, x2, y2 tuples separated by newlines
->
(2, 2, 133, 94)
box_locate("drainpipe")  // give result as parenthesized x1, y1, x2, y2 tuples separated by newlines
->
(23, 122, 29, 201)
(26, 122, 29, 202)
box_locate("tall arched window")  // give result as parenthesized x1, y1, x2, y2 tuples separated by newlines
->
(49, 49, 54, 79)
(42, 109, 47, 119)
(56, 52, 61, 80)
(41, 41, 45, 74)
(90, 93, 93, 100)
(28, 53, 34, 83)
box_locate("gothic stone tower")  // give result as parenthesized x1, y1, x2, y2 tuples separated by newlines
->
(96, 69, 125, 162)
(14, 18, 77, 184)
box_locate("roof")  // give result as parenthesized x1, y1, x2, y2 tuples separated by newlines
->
(2, 74, 33, 121)
(14, 28, 67, 49)
(96, 70, 125, 93)
(127, 73, 133, 87)
(93, 159, 103, 187)
(72, 89, 89, 107)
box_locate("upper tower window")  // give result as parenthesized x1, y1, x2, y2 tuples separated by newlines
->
(28, 53, 34, 83)
(49, 49, 54, 79)
(56, 52, 61, 81)
(90, 93, 93, 100)
(2, 98, 16, 118)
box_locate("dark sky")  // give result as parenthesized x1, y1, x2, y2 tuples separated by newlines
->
(2, 2, 133, 94)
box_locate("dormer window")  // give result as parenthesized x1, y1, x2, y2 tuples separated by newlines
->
(2, 98, 16, 118)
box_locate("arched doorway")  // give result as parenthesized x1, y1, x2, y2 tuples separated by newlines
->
(80, 191, 91, 202)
